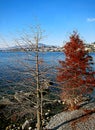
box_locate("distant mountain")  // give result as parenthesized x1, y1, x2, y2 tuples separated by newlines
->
(0, 43, 63, 52)
(9, 43, 55, 48)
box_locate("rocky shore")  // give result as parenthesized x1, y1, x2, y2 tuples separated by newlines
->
(0, 91, 64, 130)
(46, 98, 95, 130)
(0, 91, 37, 129)
(0, 90, 95, 130)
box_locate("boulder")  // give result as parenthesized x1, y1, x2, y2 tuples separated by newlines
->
(46, 100, 95, 130)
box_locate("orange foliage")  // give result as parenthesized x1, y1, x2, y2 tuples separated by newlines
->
(57, 32, 95, 109)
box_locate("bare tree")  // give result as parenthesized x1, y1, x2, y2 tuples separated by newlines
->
(14, 25, 53, 130)
(0, 25, 64, 130)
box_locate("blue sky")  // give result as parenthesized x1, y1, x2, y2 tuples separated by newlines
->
(0, 0, 95, 48)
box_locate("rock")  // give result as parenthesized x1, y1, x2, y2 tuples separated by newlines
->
(28, 126, 32, 130)
(46, 100, 95, 130)
(22, 120, 30, 130)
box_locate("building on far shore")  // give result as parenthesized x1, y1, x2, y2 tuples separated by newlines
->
(84, 42, 95, 52)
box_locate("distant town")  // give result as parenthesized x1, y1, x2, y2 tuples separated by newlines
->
(0, 42, 95, 52)
(84, 42, 95, 52)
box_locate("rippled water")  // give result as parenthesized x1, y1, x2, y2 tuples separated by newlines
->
(0, 51, 95, 95)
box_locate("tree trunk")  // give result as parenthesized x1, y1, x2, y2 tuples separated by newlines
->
(36, 36, 42, 130)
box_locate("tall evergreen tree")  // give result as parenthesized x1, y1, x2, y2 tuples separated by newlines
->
(57, 32, 95, 110)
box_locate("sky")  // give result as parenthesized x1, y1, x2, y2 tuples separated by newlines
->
(0, 0, 95, 48)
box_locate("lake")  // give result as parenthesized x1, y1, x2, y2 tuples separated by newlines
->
(0, 51, 65, 80)
(0, 51, 95, 96)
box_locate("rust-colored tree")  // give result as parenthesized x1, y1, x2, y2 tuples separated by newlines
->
(57, 32, 95, 110)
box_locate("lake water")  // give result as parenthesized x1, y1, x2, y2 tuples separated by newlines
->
(0, 51, 95, 95)
(0, 51, 65, 80)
